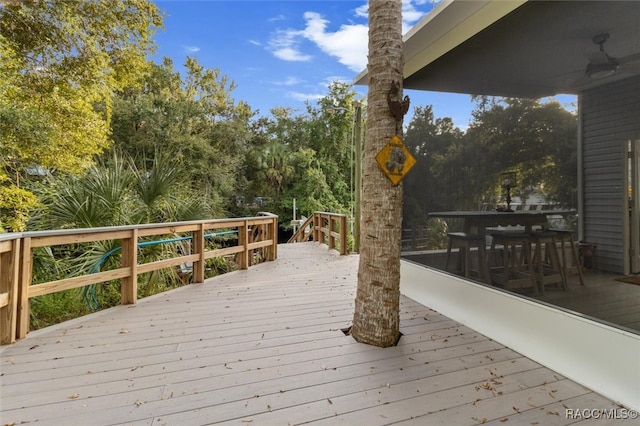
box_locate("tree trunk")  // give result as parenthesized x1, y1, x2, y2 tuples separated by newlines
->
(351, 0, 404, 348)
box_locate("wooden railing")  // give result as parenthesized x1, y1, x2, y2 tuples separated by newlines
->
(288, 212, 348, 255)
(0, 213, 278, 345)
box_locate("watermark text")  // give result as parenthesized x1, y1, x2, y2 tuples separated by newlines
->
(566, 408, 639, 420)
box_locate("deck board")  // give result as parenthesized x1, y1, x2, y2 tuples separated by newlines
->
(0, 243, 629, 425)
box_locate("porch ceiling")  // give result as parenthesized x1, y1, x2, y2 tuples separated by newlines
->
(355, 0, 640, 98)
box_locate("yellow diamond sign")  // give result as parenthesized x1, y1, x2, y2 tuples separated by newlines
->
(375, 135, 416, 185)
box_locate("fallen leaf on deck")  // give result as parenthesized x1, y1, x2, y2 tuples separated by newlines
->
(119, 330, 130, 334)
(68, 393, 80, 399)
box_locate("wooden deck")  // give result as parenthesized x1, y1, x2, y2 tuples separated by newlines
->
(0, 243, 629, 425)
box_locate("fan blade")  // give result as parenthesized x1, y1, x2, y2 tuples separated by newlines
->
(619, 52, 640, 65)
(620, 63, 640, 73)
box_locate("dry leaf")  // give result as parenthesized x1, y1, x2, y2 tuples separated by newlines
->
(119, 330, 130, 334)
(327, 398, 333, 404)
(134, 400, 143, 407)
(68, 393, 80, 399)
(499, 418, 509, 422)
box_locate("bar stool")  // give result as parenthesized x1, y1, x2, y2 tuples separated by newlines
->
(445, 232, 489, 283)
(489, 230, 538, 294)
(529, 230, 567, 294)
(550, 228, 585, 287)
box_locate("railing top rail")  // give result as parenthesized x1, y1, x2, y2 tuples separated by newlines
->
(0, 233, 23, 242)
(314, 212, 348, 218)
(256, 212, 278, 217)
(10, 214, 278, 240)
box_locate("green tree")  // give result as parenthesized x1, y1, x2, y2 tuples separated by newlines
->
(403, 105, 465, 226)
(463, 97, 577, 207)
(110, 57, 254, 216)
(0, 0, 163, 231)
(241, 88, 355, 229)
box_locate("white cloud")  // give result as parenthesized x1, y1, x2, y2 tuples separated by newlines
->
(248, 40, 261, 46)
(301, 12, 368, 73)
(183, 45, 200, 53)
(267, 1, 432, 73)
(268, 28, 312, 62)
(274, 76, 303, 86)
(287, 90, 325, 103)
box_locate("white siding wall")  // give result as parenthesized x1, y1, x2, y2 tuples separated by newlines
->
(581, 75, 640, 274)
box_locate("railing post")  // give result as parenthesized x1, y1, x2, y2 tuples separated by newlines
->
(237, 220, 249, 269)
(340, 215, 348, 255)
(17, 237, 31, 339)
(0, 238, 20, 344)
(192, 223, 206, 283)
(313, 213, 320, 243)
(120, 229, 138, 305)
(271, 216, 278, 260)
(328, 215, 336, 251)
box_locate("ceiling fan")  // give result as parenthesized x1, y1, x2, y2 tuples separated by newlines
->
(585, 33, 640, 79)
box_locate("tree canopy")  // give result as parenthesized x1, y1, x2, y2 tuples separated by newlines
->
(0, 0, 163, 230)
(403, 96, 578, 232)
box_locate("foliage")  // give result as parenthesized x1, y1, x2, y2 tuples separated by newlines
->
(26, 151, 212, 328)
(403, 97, 578, 237)
(403, 105, 465, 226)
(240, 82, 356, 228)
(0, 183, 38, 231)
(0, 0, 163, 229)
(111, 57, 254, 217)
(464, 97, 578, 207)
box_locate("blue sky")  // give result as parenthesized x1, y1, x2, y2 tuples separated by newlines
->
(150, 1, 574, 130)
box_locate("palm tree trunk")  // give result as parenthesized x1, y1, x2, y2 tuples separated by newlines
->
(351, 0, 404, 348)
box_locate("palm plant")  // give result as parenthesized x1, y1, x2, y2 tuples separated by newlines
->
(27, 150, 213, 325)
